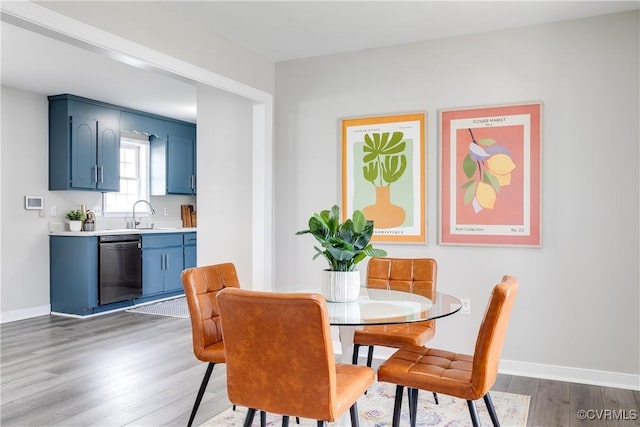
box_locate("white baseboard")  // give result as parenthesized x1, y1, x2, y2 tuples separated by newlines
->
(337, 341, 639, 391)
(1, 305, 50, 324)
(500, 359, 640, 391)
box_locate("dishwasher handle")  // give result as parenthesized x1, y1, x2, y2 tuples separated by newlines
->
(99, 234, 141, 243)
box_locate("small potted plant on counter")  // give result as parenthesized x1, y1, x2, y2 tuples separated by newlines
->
(296, 204, 387, 302)
(65, 209, 86, 232)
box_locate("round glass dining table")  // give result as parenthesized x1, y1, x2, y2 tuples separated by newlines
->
(284, 286, 462, 363)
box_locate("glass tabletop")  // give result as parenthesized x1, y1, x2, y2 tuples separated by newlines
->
(284, 287, 462, 326)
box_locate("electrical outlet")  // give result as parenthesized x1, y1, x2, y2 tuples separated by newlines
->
(92, 206, 102, 216)
(49, 205, 57, 217)
(460, 298, 471, 314)
(163, 208, 169, 216)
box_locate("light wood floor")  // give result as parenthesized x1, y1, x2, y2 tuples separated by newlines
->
(2, 311, 638, 426)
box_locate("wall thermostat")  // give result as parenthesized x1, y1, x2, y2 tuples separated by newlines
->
(25, 196, 44, 210)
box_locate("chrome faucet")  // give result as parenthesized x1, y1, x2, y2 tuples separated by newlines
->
(131, 200, 155, 229)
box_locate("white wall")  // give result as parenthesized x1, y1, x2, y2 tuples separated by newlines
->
(274, 11, 639, 382)
(196, 86, 254, 287)
(0, 88, 51, 318)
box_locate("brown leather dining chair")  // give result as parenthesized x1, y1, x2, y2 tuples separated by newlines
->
(352, 258, 438, 368)
(217, 287, 375, 427)
(377, 276, 519, 427)
(181, 263, 240, 427)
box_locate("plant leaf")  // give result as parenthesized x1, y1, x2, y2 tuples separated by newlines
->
(478, 138, 496, 146)
(379, 132, 406, 155)
(363, 162, 378, 182)
(352, 210, 366, 232)
(483, 171, 500, 193)
(381, 155, 407, 184)
(462, 154, 477, 179)
(463, 181, 477, 204)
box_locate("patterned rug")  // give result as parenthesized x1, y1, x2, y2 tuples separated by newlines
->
(126, 297, 189, 318)
(200, 381, 529, 426)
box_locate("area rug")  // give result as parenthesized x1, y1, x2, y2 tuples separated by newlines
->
(200, 381, 529, 426)
(126, 297, 189, 318)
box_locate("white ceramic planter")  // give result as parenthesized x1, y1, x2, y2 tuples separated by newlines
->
(321, 270, 361, 302)
(68, 220, 83, 232)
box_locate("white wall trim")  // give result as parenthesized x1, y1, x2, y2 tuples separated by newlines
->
(0, 1, 274, 292)
(500, 359, 640, 391)
(1, 305, 51, 324)
(334, 341, 639, 391)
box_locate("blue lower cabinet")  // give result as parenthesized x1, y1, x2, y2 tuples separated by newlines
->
(50, 232, 192, 316)
(141, 234, 185, 297)
(183, 232, 197, 270)
(50, 236, 99, 315)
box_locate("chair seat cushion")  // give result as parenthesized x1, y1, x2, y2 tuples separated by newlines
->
(333, 364, 375, 421)
(353, 321, 435, 348)
(377, 345, 483, 400)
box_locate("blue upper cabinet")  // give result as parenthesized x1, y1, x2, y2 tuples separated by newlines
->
(151, 120, 197, 195)
(120, 111, 166, 138)
(50, 94, 196, 194)
(49, 95, 120, 191)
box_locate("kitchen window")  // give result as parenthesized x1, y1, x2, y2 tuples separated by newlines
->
(103, 134, 150, 215)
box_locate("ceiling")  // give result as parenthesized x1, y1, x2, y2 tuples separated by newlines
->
(2, 1, 638, 123)
(163, 1, 640, 63)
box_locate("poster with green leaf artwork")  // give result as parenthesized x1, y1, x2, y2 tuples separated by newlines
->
(342, 113, 425, 243)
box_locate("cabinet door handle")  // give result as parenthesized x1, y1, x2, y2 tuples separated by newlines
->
(93, 165, 98, 183)
(99, 166, 104, 183)
(165, 254, 169, 270)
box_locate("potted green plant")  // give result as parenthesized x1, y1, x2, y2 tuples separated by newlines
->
(65, 209, 86, 232)
(296, 204, 386, 302)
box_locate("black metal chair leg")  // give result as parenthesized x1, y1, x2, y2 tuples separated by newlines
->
(366, 346, 374, 368)
(433, 392, 439, 404)
(407, 387, 414, 425)
(467, 400, 481, 427)
(316, 421, 327, 427)
(392, 385, 404, 427)
(282, 415, 290, 427)
(187, 362, 215, 427)
(409, 388, 418, 427)
(484, 393, 501, 427)
(296, 416, 300, 424)
(243, 408, 257, 427)
(349, 402, 360, 427)
(260, 410, 266, 427)
(352, 344, 361, 364)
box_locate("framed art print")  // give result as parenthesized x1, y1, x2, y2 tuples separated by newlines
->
(439, 103, 541, 247)
(342, 112, 425, 243)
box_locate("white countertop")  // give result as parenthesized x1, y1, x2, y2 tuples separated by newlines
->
(49, 227, 197, 236)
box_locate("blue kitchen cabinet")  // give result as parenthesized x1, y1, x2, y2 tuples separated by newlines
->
(50, 236, 99, 315)
(183, 232, 197, 269)
(120, 111, 165, 137)
(50, 232, 193, 315)
(141, 234, 185, 297)
(150, 121, 197, 195)
(49, 94, 120, 191)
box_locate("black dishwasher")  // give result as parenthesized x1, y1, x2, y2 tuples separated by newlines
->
(98, 234, 142, 305)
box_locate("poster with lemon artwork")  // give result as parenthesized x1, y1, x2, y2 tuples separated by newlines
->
(439, 103, 541, 247)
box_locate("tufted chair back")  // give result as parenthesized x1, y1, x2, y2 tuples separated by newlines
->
(181, 263, 240, 362)
(352, 257, 439, 367)
(367, 257, 437, 300)
(217, 288, 375, 424)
